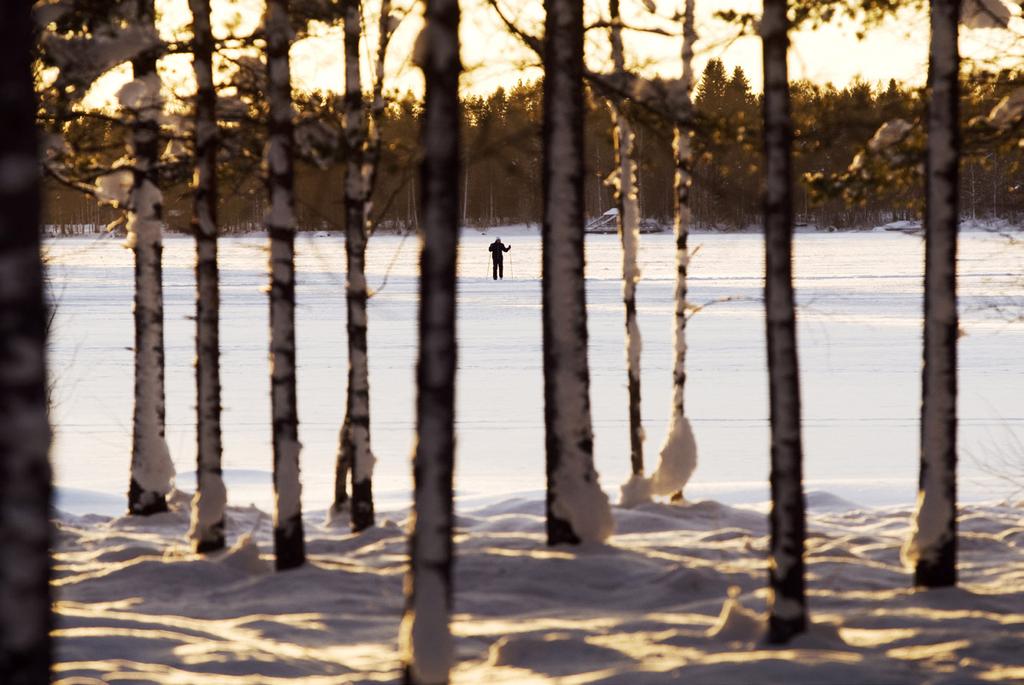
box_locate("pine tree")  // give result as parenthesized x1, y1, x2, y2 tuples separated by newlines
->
(694, 58, 728, 115)
(186, 0, 227, 553)
(762, 0, 808, 644)
(724, 66, 753, 112)
(542, 0, 613, 546)
(0, 3, 52, 680)
(398, 0, 459, 678)
(266, 0, 306, 571)
(903, 0, 960, 589)
(127, 0, 175, 515)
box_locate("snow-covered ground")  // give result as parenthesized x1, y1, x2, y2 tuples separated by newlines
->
(46, 230, 1024, 513)
(53, 492, 1024, 683)
(45, 229, 1024, 682)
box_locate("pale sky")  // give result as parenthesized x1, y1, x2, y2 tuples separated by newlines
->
(81, 0, 1023, 110)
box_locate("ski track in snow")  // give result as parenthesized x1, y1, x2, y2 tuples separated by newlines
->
(52, 491, 1024, 683)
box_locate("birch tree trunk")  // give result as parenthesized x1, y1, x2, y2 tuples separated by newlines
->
(650, 0, 698, 503)
(398, 0, 459, 679)
(542, 0, 613, 546)
(0, 2, 52, 679)
(365, 0, 393, 191)
(127, 0, 175, 516)
(266, 0, 305, 570)
(608, 0, 644, 480)
(332, 0, 390, 532)
(903, 0, 959, 589)
(187, 0, 227, 553)
(761, 0, 807, 644)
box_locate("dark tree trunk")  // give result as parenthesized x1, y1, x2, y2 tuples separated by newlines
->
(399, 0, 459, 680)
(761, 0, 807, 644)
(334, 0, 375, 532)
(542, 0, 612, 545)
(187, 0, 226, 553)
(0, 3, 52, 680)
(128, 0, 174, 516)
(608, 0, 644, 478)
(909, 0, 959, 589)
(266, 0, 305, 571)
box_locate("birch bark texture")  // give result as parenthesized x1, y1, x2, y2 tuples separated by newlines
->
(398, 0, 459, 681)
(649, 0, 698, 502)
(0, 2, 52, 680)
(761, 0, 808, 644)
(186, 0, 227, 553)
(608, 0, 645, 481)
(265, 0, 306, 570)
(334, 0, 376, 532)
(542, 0, 613, 545)
(127, 0, 175, 516)
(902, 0, 960, 589)
(364, 0, 394, 208)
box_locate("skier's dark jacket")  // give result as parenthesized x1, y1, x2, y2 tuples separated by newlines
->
(489, 240, 511, 262)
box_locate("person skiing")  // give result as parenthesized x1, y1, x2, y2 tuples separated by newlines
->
(488, 237, 511, 280)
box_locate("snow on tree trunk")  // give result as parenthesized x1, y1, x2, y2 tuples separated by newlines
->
(761, 0, 807, 644)
(334, 0, 376, 532)
(649, 0, 698, 503)
(127, 0, 174, 516)
(902, 0, 960, 589)
(608, 0, 645, 484)
(0, 3, 52, 679)
(186, 0, 227, 553)
(398, 0, 459, 680)
(266, 0, 305, 571)
(542, 0, 613, 545)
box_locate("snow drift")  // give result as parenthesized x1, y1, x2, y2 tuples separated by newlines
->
(52, 492, 1024, 683)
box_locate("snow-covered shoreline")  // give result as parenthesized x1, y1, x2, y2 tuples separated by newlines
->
(52, 476, 1020, 520)
(42, 217, 1024, 241)
(53, 490, 1024, 683)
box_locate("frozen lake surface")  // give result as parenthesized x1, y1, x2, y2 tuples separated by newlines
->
(45, 229, 1024, 515)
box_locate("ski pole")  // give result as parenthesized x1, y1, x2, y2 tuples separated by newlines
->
(509, 252, 514, 279)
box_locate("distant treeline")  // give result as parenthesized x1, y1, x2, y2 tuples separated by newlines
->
(43, 59, 1024, 233)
